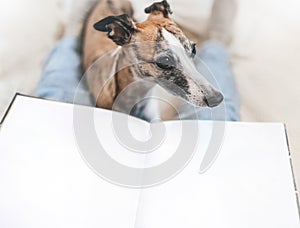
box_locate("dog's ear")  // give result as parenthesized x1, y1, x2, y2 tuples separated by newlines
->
(94, 14, 136, 46)
(145, 0, 173, 18)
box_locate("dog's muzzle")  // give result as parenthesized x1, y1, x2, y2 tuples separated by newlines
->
(204, 91, 224, 108)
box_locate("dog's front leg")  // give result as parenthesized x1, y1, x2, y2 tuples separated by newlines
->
(137, 87, 162, 122)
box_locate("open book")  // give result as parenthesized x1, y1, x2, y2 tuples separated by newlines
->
(0, 94, 299, 227)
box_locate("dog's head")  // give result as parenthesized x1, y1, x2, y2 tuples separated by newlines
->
(94, 0, 223, 108)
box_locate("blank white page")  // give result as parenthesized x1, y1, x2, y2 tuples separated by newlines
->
(0, 96, 146, 228)
(136, 121, 300, 227)
(0, 95, 299, 228)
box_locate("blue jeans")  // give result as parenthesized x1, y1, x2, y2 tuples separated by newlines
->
(36, 37, 240, 121)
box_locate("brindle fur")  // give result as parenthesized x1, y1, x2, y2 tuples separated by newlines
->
(80, 0, 223, 119)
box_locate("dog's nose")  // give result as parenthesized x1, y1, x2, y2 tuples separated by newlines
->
(204, 92, 224, 107)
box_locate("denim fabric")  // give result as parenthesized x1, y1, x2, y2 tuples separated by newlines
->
(36, 37, 93, 106)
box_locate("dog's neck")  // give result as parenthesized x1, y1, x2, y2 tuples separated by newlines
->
(112, 46, 136, 92)
(111, 46, 158, 115)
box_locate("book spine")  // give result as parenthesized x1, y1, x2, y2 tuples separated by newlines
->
(284, 124, 300, 221)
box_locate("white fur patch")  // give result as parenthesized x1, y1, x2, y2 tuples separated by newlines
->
(110, 46, 122, 57)
(161, 28, 196, 76)
(141, 86, 162, 122)
(161, 28, 190, 62)
(161, 28, 184, 49)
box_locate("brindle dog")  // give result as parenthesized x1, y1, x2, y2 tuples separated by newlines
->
(81, 0, 223, 120)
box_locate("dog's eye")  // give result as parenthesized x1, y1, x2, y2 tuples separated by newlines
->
(156, 55, 176, 70)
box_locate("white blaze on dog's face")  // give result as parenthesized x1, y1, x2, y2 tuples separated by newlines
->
(94, 0, 223, 108)
(155, 28, 223, 107)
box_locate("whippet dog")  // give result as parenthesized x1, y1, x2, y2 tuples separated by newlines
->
(80, 0, 223, 120)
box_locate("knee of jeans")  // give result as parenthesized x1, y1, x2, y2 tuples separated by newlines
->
(197, 41, 230, 63)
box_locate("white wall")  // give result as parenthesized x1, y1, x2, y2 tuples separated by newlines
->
(231, 0, 300, 186)
(0, 0, 66, 115)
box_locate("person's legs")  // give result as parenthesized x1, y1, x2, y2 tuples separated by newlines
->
(180, 41, 240, 121)
(35, 36, 93, 106)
